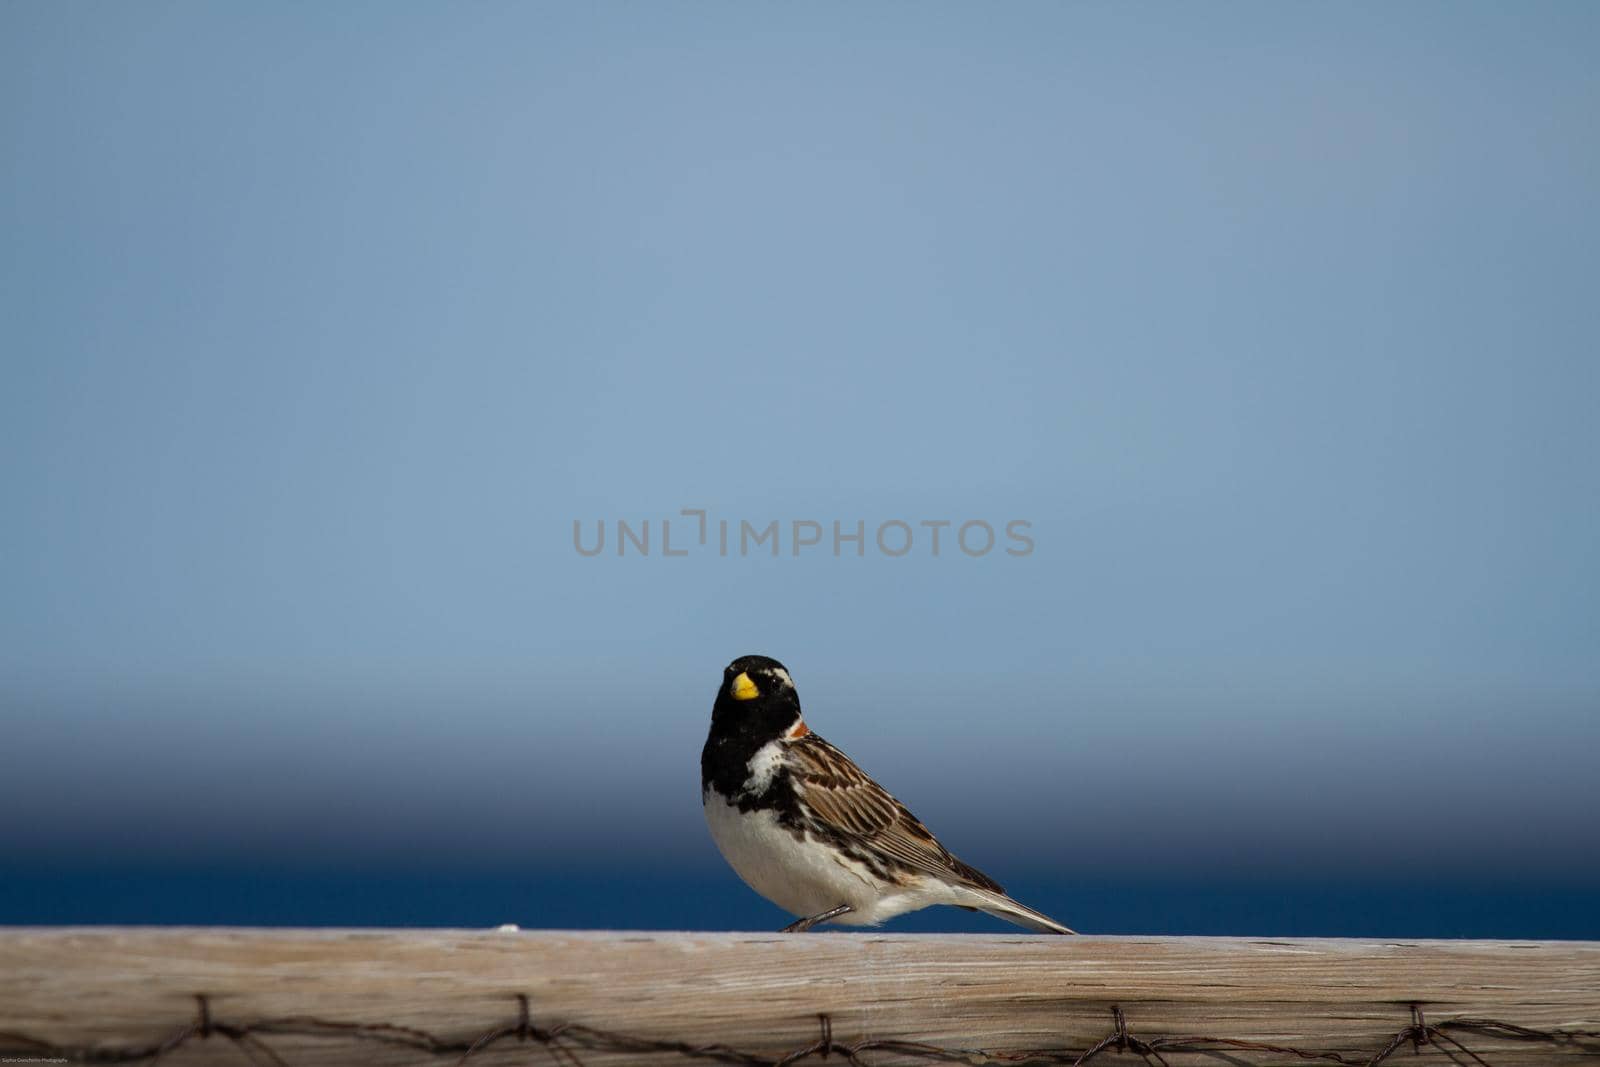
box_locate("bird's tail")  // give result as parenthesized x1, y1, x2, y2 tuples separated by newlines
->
(960, 886, 1076, 935)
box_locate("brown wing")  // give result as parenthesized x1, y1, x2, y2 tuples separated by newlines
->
(786, 733, 1004, 892)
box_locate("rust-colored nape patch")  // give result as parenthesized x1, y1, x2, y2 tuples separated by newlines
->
(785, 720, 811, 739)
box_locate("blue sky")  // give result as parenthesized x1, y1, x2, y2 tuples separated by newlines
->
(2, 3, 1597, 929)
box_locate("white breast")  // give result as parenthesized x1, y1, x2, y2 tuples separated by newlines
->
(702, 794, 883, 920)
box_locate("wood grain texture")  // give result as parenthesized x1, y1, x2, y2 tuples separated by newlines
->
(1, 929, 1596, 1065)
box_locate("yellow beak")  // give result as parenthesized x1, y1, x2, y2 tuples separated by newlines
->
(730, 672, 760, 701)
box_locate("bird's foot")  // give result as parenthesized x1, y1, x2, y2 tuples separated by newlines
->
(779, 903, 854, 933)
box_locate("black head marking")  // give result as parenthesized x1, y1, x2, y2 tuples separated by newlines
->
(716, 653, 800, 721)
(702, 653, 805, 799)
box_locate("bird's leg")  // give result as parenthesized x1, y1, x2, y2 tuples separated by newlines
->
(780, 904, 854, 933)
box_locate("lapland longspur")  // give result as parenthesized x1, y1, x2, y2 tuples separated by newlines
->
(701, 654, 1074, 934)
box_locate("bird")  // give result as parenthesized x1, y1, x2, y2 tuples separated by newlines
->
(700, 654, 1075, 934)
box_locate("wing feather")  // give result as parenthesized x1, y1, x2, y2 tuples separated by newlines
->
(786, 734, 1005, 893)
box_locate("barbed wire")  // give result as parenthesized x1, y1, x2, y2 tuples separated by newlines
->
(2, 995, 1597, 1066)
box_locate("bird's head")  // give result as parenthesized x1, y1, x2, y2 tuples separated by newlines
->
(712, 654, 808, 739)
